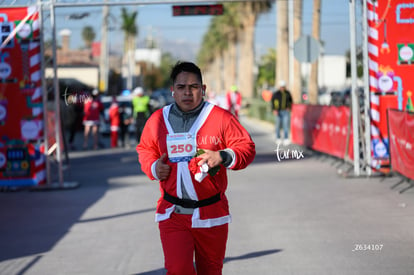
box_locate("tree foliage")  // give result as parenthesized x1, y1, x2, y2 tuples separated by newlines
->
(197, 1, 273, 98)
(256, 48, 276, 89)
(81, 25, 95, 49)
(120, 7, 138, 51)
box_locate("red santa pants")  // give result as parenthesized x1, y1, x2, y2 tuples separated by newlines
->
(110, 130, 118, 148)
(159, 213, 228, 275)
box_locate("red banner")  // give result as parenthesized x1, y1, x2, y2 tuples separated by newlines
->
(0, 7, 45, 186)
(388, 109, 414, 180)
(368, 0, 414, 169)
(291, 104, 353, 160)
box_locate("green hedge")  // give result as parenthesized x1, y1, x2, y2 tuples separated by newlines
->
(245, 98, 273, 123)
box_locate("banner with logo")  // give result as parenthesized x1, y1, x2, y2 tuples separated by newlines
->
(0, 6, 45, 186)
(367, 0, 414, 169)
(291, 104, 353, 160)
(387, 109, 414, 180)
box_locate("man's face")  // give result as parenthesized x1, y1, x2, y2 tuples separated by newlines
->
(171, 71, 205, 112)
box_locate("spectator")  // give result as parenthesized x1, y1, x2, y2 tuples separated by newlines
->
(226, 85, 242, 119)
(82, 89, 104, 150)
(131, 87, 150, 143)
(119, 103, 132, 148)
(108, 96, 120, 148)
(271, 80, 293, 145)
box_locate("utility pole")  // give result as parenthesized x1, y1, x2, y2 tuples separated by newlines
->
(99, 1, 109, 93)
(288, 0, 294, 91)
(362, 0, 372, 175)
(349, 0, 361, 176)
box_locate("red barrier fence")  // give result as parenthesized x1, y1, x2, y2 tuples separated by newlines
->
(291, 104, 353, 160)
(0, 6, 45, 187)
(387, 109, 414, 180)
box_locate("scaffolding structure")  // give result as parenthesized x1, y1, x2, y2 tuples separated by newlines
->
(0, 0, 373, 188)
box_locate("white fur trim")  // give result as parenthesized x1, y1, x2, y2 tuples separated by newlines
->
(191, 208, 232, 228)
(155, 205, 175, 222)
(151, 160, 159, 180)
(223, 148, 236, 169)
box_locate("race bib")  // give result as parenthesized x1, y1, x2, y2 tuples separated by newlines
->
(166, 133, 196, 162)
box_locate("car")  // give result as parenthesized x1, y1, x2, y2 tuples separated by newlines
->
(149, 89, 174, 111)
(99, 95, 136, 135)
(330, 90, 344, 106)
(329, 87, 365, 107)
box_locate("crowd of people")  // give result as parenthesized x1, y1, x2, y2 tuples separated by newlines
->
(64, 86, 152, 150)
(64, 74, 292, 152)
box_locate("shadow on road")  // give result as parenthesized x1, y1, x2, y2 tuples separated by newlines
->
(223, 248, 283, 263)
(131, 248, 283, 275)
(0, 149, 144, 262)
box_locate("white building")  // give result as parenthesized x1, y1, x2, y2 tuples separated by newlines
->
(302, 55, 348, 91)
(135, 48, 161, 67)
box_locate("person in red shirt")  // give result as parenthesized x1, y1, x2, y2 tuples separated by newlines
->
(83, 89, 104, 150)
(108, 96, 120, 148)
(226, 85, 242, 119)
(136, 62, 255, 275)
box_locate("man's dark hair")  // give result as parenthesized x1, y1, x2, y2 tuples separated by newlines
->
(170, 61, 203, 84)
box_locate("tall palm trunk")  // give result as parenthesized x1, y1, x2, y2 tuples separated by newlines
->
(126, 36, 135, 90)
(309, 0, 321, 104)
(238, 12, 256, 98)
(293, 0, 303, 103)
(237, 4, 257, 98)
(225, 39, 237, 93)
(204, 62, 213, 91)
(213, 57, 221, 93)
(218, 51, 225, 93)
(276, 1, 289, 88)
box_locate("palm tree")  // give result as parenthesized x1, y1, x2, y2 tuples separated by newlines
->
(238, 1, 273, 98)
(198, 20, 224, 93)
(198, 3, 239, 94)
(120, 7, 138, 90)
(81, 25, 95, 49)
(219, 3, 239, 92)
(276, 1, 288, 90)
(199, 1, 272, 98)
(309, 0, 321, 104)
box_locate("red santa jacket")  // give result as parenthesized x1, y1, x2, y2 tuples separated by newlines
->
(136, 102, 255, 228)
(83, 98, 104, 122)
(226, 91, 242, 113)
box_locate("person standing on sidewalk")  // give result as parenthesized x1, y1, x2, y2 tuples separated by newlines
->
(136, 61, 256, 275)
(226, 85, 242, 119)
(131, 86, 150, 144)
(108, 96, 120, 148)
(83, 89, 104, 150)
(271, 80, 293, 145)
(119, 103, 132, 148)
(66, 94, 83, 150)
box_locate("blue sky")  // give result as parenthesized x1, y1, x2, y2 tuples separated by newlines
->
(52, 1, 358, 60)
(3, 1, 359, 60)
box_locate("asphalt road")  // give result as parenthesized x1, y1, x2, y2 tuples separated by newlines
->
(0, 116, 413, 275)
